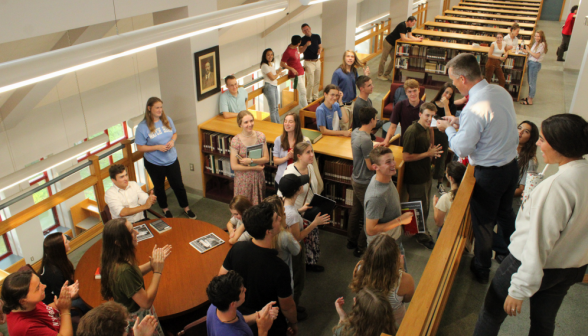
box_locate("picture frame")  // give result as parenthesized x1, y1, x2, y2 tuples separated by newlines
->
(194, 45, 221, 101)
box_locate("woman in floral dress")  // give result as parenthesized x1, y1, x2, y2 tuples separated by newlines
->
(230, 110, 269, 205)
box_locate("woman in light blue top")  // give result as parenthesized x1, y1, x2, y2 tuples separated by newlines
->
(273, 112, 309, 187)
(135, 97, 195, 219)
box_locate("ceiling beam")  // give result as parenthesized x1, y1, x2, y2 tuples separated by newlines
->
(261, 5, 309, 38)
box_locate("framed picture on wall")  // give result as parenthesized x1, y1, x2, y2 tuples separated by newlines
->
(194, 45, 221, 101)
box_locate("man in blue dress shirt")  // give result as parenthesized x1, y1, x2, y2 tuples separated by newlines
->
(437, 53, 519, 284)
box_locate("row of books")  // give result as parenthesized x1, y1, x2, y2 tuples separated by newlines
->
(330, 207, 349, 229)
(323, 159, 353, 183)
(397, 45, 462, 61)
(503, 57, 525, 69)
(203, 131, 232, 155)
(425, 61, 447, 74)
(324, 182, 354, 206)
(205, 155, 234, 177)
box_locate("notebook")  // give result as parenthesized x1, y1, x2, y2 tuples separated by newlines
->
(246, 144, 263, 166)
(301, 129, 323, 144)
(302, 194, 337, 222)
(400, 201, 426, 235)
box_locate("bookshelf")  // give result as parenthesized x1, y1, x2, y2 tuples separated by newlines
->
(424, 21, 533, 41)
(413, 28, 531, 46)
(461, 0, 540, 9)
(434, 16, 536, 31)
(198, 116, 405, 236)
(457, 2, 539, 12)
(392, 40, 528, 101)
(71, 199, 101, 236)
(444, 10, 538, 24)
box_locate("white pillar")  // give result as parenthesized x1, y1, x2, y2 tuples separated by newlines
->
(564, 1, 588, 70)
(390, 0, 413, 27)
(427, 0, 445, 22)
(153, 2, 219, 193)
(322, 0, 357, 82)
(569, 20, 588, 119)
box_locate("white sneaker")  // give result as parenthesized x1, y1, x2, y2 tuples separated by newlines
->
(377, 75, 390, 81)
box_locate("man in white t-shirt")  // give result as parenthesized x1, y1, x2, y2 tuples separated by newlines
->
(503, 23, 520, 52)
(105, 164, 156, 223)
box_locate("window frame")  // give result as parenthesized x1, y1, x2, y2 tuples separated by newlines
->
(29, 171, 61, 235)
(76, 121, 129, 163)
(0, 216, 14, 261)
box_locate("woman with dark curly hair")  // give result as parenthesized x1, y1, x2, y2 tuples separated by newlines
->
(333, 287, 397, 336)
(77, 301, 157, 336)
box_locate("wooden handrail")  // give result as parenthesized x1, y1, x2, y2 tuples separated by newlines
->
(397, 165, 475, 335)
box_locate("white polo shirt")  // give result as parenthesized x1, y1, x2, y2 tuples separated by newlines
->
(105, 181, 149, 223)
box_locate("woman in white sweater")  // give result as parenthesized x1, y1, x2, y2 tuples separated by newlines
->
(473, 114, 588, 336)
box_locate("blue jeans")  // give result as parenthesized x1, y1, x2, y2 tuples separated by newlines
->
(264, 83, 280, 123)
(527, 61, 541, 99)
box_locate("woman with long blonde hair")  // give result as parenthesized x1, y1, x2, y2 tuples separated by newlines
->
(135, 97, 195, 219)
(350, 234, 415, 328)
(520, 30, 548, 105)
(331, 50, 370, 129)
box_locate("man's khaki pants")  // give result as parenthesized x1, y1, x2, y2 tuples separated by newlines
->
(304, 60, 321, 102)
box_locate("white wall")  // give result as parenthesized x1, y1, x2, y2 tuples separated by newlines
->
(356, 0, 388, 26)
(564, 0, 588, 70)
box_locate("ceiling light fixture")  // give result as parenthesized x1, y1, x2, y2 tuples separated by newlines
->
(0, 1, 287, 94)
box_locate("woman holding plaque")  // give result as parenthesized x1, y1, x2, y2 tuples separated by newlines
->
(230, 110, 269, 205)
(473, 114, 588, 336)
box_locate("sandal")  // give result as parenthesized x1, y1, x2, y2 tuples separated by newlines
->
(520, 98, 533, 105)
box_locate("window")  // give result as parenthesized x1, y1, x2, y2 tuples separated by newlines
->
(0, 210, 14, 261)
(77, 122, 130, 200)
(29, 172, 60, 234)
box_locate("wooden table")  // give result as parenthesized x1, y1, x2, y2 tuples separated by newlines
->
(75, 219, 230, 319)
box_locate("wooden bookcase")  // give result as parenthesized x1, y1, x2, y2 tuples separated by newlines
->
(424, 21, 533, 41)
(198, 116, 405, 236)
(444, 10, 538, 24)
(71, 199, 102, 236)
(392, 40, 528, 101)
(413, 28, 531, 46)
(461, 0, 540, 9)
(434, 16, 536, 32)
(452, 5, 538, 17)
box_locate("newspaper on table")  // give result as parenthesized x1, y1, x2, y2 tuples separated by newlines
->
(189, 233, 225, 253)
(135, 224, 154, 242)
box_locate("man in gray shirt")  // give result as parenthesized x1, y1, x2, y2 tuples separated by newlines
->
(364, 147, 413, 246)
(348, 107, 378, 257)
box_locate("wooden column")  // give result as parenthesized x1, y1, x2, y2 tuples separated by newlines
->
(89, 155, 106, 212)
(122, 140, 137, 182)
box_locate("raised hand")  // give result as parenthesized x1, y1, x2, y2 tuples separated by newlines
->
(67, 280, 79, 299)
(54, 281, 72, 312)
(334, 297, 347, 320)
(150, 245, 165, 273)
(133, 315, 158, 336)
(313, 212, 331, 226)
(257, 302, 276, 335)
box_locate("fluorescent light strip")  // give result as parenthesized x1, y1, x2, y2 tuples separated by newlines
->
(0, 142, 108, 193)
(308, 0, 330, 4)
(0, 8, 284, 94)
